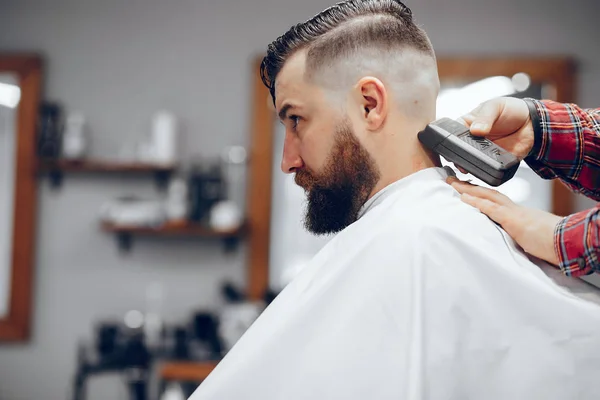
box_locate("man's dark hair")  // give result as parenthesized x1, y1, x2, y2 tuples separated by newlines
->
(260, 0, 435, 102)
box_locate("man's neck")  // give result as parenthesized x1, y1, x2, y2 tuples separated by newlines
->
(367, 137, 441, 201)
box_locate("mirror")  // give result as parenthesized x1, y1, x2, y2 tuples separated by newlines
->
(0, 73, 20, 320)
(268, 122, 333, 290)
(0, 55, 42, 341)
(245, 56, 576, 295)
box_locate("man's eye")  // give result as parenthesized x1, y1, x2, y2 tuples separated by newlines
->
(290, 115, 300, 130)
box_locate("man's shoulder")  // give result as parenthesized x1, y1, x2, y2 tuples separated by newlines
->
(365, 192, 493, 246)
(351, 191, 510, 268)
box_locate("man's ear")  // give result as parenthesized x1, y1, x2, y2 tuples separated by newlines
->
(357, 77, 388, 131)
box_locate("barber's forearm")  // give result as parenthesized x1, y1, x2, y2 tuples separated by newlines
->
(525, 99, 600, 201)
(555, 205, 600, 277)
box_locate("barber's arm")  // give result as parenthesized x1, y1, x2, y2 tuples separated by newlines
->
(524, 99, 600, 200)
(449, 97, 600, 276)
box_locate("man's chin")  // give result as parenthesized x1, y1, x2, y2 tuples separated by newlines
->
(304, 214, 352, 235)
(304, 198, 356, 236)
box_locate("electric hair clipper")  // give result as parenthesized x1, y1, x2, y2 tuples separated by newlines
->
(418, 118, 520, 187)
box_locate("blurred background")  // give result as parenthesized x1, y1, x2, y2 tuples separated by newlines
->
(0, 0, 599, 399)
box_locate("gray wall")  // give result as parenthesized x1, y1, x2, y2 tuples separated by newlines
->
(0, 0, 598, 399)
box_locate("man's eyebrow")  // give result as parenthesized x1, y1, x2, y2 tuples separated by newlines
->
(278, 104, 294, 122)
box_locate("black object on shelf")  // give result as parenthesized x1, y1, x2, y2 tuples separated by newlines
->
(73, 322, 151, 400)
(188, 161, 226, 223)
(222, 282, 245, 303)
(173, 326, 189, 360)
(191, 312, 223, 359)
(97, 323, 120, 356)
(37, 102, 63, 160)
(116, 230, 134, 253)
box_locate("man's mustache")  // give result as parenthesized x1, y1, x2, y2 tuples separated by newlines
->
(294, 169, 318, 191)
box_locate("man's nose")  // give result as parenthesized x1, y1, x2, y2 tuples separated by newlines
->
(281, 133, 304, 174)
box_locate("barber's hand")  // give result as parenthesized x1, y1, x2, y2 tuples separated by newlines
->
(459, 97, 535, 159)
(447, 178, 563, 266)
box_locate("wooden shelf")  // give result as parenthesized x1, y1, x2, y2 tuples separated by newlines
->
(37, 159, 176, 189)
(101, 221, 246, 252)
(101, 221, 244, 237)
(160, 361, 220, 382)
(38, 159, 175, 173)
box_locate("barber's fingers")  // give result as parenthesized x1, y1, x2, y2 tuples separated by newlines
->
(460, 100, 503, 136)
(447, 178, 512, 206)
(453, 165, 468, 174)
(447, 178, 516, 226)
(455, 116, 469, 127)
(459, 193, 510, 226)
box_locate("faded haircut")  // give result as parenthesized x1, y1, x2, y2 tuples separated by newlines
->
(260, 0, 435, 102)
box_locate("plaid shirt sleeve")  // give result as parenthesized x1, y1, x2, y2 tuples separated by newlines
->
(524, 99, 600, 276)
(554, 209, 599, 276)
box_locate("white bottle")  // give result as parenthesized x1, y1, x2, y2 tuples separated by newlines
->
(210, 200, 242, 231)
(160, 382, 185, 400)
(144, 282, 164, 349)
(62, 113, 87, 159)
(151, 111, 177, 166)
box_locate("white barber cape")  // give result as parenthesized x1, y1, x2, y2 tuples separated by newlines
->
(190, 167, 600, 400)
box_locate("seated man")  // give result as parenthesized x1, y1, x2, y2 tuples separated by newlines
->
(190, 1, 600, 399)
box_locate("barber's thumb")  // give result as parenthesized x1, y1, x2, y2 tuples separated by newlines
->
(464, 100, 500, 136)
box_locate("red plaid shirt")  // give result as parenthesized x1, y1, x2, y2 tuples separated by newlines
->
(524, 99, 600, 276)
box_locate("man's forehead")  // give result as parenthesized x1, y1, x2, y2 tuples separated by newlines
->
(274, 51, 308, 109)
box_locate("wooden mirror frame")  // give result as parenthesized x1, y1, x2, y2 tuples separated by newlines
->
(245, 57, 274, 300)
(244, 56, 576, 300)
(0, 54, 42, 342)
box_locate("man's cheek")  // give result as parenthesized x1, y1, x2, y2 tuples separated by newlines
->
(302, 141, 328, 174)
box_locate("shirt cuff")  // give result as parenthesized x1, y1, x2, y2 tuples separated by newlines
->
(522, 99, 577, 181)
(524, 98, 544, 159)
(555, 213, 594, 277)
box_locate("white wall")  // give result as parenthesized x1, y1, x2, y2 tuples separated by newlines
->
(0, 0, 598, 399)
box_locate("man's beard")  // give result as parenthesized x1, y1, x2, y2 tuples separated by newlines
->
(294, 120, 380, 235)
